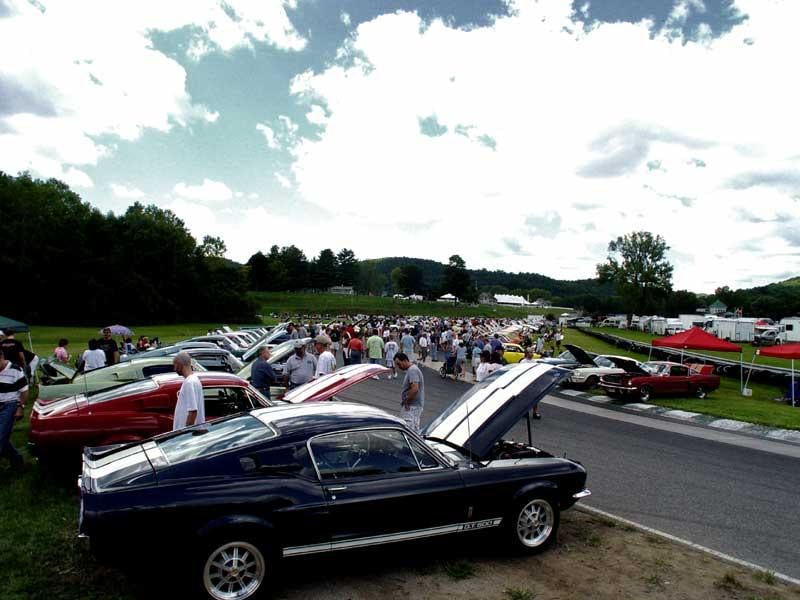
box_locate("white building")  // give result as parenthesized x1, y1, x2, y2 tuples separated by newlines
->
(329, 285, 354, 295)
(437, 293, 458, 303)
(495, 294, 530, 306)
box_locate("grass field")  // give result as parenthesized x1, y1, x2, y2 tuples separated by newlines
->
(250, 291, 558, 319)
(562, 329, 799, 430)
(589, 327, 791, 370)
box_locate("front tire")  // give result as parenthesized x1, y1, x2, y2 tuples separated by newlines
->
(695, 385, 707, 399)
(200, 537, 272, 600)
(507, 495, 560, 554)
(639, 385, 652, 402)
(584, 376, 599, 389)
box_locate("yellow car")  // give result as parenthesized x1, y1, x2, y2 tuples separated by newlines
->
(503, 343, 526, 363)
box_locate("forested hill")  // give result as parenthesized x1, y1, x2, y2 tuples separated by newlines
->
(360, 256, 616, 307)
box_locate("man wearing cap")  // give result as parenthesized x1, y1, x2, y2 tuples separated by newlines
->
(314, 335, 336, 378)
(251, 346, 277, 399)
(284, 341, 317, 388)
(0, 347, 28, 471)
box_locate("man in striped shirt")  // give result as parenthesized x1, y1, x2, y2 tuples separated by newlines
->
(0, 347, 28, 470)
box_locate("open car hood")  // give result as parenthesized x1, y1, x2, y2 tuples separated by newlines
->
(563, 344, 593, 366)
(423, 362, 570, 460)
(605, 356, 646, 373)
(282, 363, 389, 403)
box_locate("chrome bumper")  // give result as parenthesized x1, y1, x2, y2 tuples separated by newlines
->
(572, 488, 592, 500)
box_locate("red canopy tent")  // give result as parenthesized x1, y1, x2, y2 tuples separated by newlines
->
(651, 327, 744, 391)
(757, 344, 800, 407)
(652, 327, 743, 353)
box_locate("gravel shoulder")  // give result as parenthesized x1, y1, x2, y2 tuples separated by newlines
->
(273, 509, 799, 600)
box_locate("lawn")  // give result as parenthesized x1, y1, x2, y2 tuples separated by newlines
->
(250, 291, 557, 320)
(563, 329, 800, 430)
(588, 327, 791, 370)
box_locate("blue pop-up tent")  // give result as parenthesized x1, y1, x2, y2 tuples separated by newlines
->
(0, 315, 34, 351)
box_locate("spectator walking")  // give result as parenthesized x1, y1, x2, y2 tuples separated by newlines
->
(341, 328, 352, 366)
(455, 341, 467, 380)
(394, 352, 424, 433)
(251, 346, 277, 399)
(0, 347, 28, 471)
(475, 350, 492, 382)
(348, 332, 364, 365)
(82, 339, 106, 372)
(314, 335, 337, 378)
(171, 351, 204, 430)
(384, 335, 399, 379)
(98, 327, 120, 366)
(518, 350, 542, 419)
(329, 326, 341, 360)
(366, 329, 385, 368)
(284, 341, 318, 389)
(400, 329, 415, 358)
(555, 329, 564, 352)
(54, 338, 70, 363)
(418, 332, 429, 362)
(490, 333, 503, 353)
(430, 329, 440, 362)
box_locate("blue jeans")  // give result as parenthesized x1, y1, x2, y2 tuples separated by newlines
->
(431, 345, 438, 361)
(350, 351, 362, 364)
(0, 401, 22, 467)
(369, 358, 380, 365)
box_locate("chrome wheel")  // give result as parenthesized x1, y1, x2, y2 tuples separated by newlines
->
(639, 385, 652, 402)
(516, 499, 554, 548)
(203, 541, 265, 600)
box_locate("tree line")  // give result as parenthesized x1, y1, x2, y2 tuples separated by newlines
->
(0, 172, 254, 324)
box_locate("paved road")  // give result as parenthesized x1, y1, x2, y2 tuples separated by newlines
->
(337, 365, 800, 579)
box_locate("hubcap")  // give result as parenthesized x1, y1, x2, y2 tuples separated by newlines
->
(516, 499, 554, 548)
(204, 541, 265, 600)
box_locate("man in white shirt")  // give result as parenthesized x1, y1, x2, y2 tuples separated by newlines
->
(82, 339, 106, 372)
(172, 351, 205, 430)
(314, 335, 337, 378)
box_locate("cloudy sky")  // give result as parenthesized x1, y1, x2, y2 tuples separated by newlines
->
(1, 0, 798, 292)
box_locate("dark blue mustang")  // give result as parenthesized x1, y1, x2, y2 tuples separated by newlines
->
(79, 362, 590, 600)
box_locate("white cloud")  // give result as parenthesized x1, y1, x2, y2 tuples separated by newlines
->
(111, 183, 145, 199)
(0, 0, 299, 183)
(341, 12, 351, 27)
(305, 104, 328, 125)
(63, 167, 94, 189)
(256, 123, 278, 149)
(173, 178, 234, 203)
(284, 0, 800, 292)
(275, 173, 293, 189)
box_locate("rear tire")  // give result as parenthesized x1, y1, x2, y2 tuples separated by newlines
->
(639, 385, 652, 402)
(695, 385, 707, 399)
(507, 494, 560, 554)
(199, 535, 273, 600)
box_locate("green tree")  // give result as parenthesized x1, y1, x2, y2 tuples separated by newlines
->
(247, 252, 270, 290)
(311, 248, 337, 290)
(442, 254, 471, 301)
(597, 231, 674, 324)
(198, 235, 227, 258)
(336, 248, 359, 285)
(279, 245, 308, 290)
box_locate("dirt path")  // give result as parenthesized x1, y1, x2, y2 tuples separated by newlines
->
(275, 510, 799, 600)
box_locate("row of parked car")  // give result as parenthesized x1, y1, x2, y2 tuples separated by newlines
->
(33, 324, 591, 600)
(541, 344, 721, 401)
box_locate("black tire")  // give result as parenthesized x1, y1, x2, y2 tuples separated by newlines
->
(584, 376, 599, 390)
(198, 534, 274, 600)
(439, 366, 446, 379)
(695, 385, 707, 399)
(639, 385, 652, 402)
(506, 493, 560, 554)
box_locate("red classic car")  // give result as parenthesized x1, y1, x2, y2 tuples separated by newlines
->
(29, 372, 274, 460)
(30, 364, 390, 461)
(599, 361, 720, 402)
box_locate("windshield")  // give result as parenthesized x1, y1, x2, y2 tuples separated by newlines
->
(642, 362, 666, 374)
(594, 356, 614, 368)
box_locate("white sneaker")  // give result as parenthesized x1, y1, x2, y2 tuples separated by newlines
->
(371, 375, 379, 380)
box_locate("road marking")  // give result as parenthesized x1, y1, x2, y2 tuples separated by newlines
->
(560, 389, 585, 397)
(543, 395, 800, 459)
(577, 504, 800, 587)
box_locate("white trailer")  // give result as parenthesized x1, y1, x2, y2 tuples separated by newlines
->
(650, 317, 666, 335)
(665, 318, 684, 335)
(679, 314, 708, 331)
(779, 317, 800, 343)
(713, 318, 757, 342)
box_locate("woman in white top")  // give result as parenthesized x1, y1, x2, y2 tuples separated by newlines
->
(82, 339, 106, 372)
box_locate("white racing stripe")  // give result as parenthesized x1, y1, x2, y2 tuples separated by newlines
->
(283, 518, 503, 557)
(577, 505, 800, 586)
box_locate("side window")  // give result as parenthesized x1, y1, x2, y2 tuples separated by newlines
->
(405, 435, 440, 469)
(786, 324, 794, 332)
(311, 430, 420, 480)
(142, 365, 173, 377)
(670, 366, 689, 376)
(204, 387, 255, 418)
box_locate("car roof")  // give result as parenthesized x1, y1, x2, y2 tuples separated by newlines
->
(251, 402, 404, 438)
(150, 371, 249, 387)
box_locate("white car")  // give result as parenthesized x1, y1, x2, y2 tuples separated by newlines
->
(568, 355, 642, 389)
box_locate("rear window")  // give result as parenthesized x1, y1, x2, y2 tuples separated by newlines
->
(87, 379, 158, 404)
(158, 414, 276, 465)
